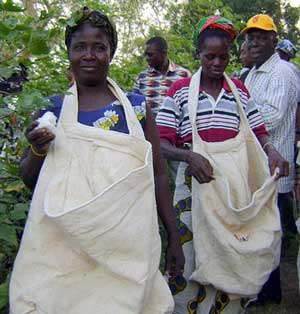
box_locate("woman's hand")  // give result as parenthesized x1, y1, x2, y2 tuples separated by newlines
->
(25, 121, 55, 155)
(267, 149, 289, 179)
(186, 151, 214, 184)
(165, 231, 185, 279)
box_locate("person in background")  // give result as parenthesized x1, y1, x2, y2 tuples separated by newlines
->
(134, 36, 191, 185)
(9, 7, 184, 314)
(276, 38, 300, 107)
(243, 14, 298, 305)
(276, 39, 297, 62)
(276, 39, 300, 212)
(133, 36, 190, 117)
(238, 40, 254, 82)
(156, 15, 286, 314)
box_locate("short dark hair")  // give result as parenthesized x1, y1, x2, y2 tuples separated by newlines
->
(146, 36, 168, 52)
(65, 7, 118, 58)
(196, 28, 231, 55)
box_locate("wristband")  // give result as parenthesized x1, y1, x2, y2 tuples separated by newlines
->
(262, 142, 274, 152)
(30, 144, 47, 157)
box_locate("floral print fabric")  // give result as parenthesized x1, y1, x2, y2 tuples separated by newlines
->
(42, 92, 146, 134)
(92, 101, 146, 132)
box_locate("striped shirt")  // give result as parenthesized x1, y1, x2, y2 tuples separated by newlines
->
(156, 76, 267, 147)
(133, 60, 191, 116)
(245, 53, 298, 193)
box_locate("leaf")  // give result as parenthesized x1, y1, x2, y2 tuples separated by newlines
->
(66, 17, 77, 27)
(0, 107, 13, 117)
(28, 32, 50, 55)
(0, 277, 8, 310)
(15, 23, 31, 31)
(0, 252, 5, 262)
(10, 203, 28, 220)
(0, 203, 6, 214)
(3, 16, 18, 30)
(0, 223, 18, 247)
(17, 91, 50, 111)
(0, 21, 10, 34)
(1, 0, 24, 12)
(0, 194, 16, 204)
(4, 180, 25, 193)
(0, 66, 14, 79)
(3, 162, 19, 177)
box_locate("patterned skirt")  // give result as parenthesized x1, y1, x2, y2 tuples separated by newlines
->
(168, 161, 248, 314)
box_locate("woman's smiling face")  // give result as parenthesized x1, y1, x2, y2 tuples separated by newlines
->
(68, 23, 111, 86)
(198, 36, 230, 79)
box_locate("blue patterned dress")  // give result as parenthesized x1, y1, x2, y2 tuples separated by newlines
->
(41, 93, 146, 133)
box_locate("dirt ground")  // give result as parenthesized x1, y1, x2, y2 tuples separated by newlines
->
(247, 237, 300, 314)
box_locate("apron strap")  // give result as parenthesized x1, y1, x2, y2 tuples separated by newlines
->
(188, 68, 201, 137)
(188, 68, 260, 147)
(107, 78, 145, 139)
(223, 74, 253, 136)
(58, 79, 145, 140)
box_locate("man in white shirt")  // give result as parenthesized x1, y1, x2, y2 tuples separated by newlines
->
(243, 14, 298, 305)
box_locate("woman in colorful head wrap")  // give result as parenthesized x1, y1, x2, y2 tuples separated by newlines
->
(9, 7, 184, 314)
(276, 39, 297, 61)
(156, 15, 287, 314)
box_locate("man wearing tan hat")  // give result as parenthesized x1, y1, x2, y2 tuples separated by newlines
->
(243, 14, 298, 305)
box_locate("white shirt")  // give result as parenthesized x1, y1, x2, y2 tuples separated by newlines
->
(245, 53, 298, 193)
(283, 60, 300, 103)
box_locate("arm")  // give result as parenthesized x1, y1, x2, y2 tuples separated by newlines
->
(240, 82, 289, 180)
(19, 112, 55, 189)
(156, 81, 214, 184)
(144, 103, 184, 277)
(160, 140, 214, 184)
(256, 134, 289, 179)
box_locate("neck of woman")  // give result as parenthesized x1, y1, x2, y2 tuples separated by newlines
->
(76, 80, 117, 111)
(200, 72, 224, 100)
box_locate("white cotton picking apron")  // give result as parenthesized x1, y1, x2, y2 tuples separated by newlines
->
(9, 78, 174, 314)
(188, 69, 282, 297)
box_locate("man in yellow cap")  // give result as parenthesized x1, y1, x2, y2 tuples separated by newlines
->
(242, 14, 298, 305)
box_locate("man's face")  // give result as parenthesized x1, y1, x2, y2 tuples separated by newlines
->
(240, 45, 253, 68)
(144, 43, 166, 69)
(246, 29, 277, 68)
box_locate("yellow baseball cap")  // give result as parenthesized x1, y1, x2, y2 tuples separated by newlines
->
(241, 14, 277, 33)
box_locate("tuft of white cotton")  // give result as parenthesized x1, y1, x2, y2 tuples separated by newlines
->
(36, 112, 57, 134)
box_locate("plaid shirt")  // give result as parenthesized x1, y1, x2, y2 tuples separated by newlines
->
(133, 60, 191, 115)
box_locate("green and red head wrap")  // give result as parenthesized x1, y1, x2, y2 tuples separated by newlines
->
(65, 7, 118, 58)
(194, 16, 237, 43)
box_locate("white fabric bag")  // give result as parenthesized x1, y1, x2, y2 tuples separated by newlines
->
(188, 69, 281, 297)
(9, 79, 174, 314)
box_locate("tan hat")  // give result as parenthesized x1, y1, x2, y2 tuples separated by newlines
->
(241, 14, 277, 33)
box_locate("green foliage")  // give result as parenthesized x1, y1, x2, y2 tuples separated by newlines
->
(0, 2, 68, 311)
(0, 0, 299, 312)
